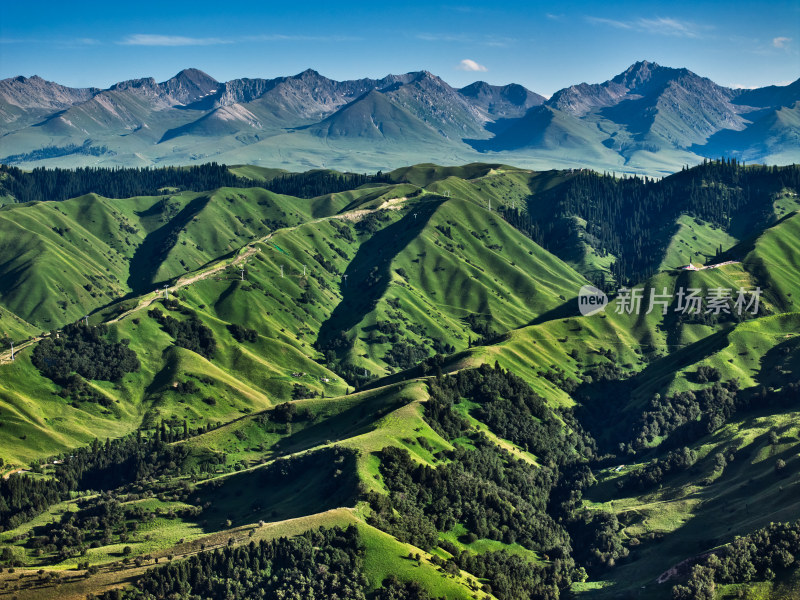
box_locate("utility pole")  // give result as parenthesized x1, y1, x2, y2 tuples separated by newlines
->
(414, 213, 418, 220)
(342, 274, 348, 287)
(303, 265, 306, 276)
(280, 266, 284, 278)
(9, 341, 13, 362)
(84, 315, 89, 326)
(240, 268, 245, 281)
(488, 198, 491, 211)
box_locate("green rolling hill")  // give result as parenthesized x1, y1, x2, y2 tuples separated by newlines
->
(0, 160, 798, 600)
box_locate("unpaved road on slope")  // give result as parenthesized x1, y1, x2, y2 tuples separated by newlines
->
(0, 200, 405, 364)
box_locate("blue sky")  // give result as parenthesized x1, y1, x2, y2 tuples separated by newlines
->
(1, 0, 797, 95)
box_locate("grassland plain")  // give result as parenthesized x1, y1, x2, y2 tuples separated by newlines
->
(0, 162, 798, 600)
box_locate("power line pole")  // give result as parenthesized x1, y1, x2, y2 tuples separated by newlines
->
(280, 266, 284, 278)
(240, 268, 245, 281)
(303, 265, 306, 276)
(9, 341, 13, 362)
(342, 274, 348, 287)
(84, 315, 89, 326)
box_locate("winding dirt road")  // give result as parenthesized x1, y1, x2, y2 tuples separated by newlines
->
(0, 199, 405, 365)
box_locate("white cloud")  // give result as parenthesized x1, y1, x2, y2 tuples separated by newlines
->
(586, 16, 706, 38)
(119, 34, 230, 46)
(773, 36, 792, 49)
(1, 36, 101, 45)
(637, 17, 701, 38)
(585, 17, 632, 30)
(415, 33, 514, 47)
(118, 33, 358, 47)
(456, 59, 487, 72)
(243, 34, 361, 42)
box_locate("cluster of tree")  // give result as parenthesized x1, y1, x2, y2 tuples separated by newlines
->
(430, 338, 456, 355)
(331, 220, 355, 243)
(398, 365, 629, 595)
(57, 374, 115, 406)
(312, 251, 339, 275)
(369, 440, 573, 557)
(626, 380, 740, 452)
(454, 549, 573, 600)
(259, 170, 389, 198)
(366, 368, 594, 597)
(149, 308, 216, 359)
(31, 322, 140, 386)
(428, 363, 595, 465)
(0, 163, 258, 203)
(226, 323, 258, 343)
(0, 162, 393, 204)
(538, 367, 580, 393)
(0, 422, 225, 534)
(672, 520, 800, 600)
(565, 509, 629, 574)
(621, 447, 697, 492)
(374, 576, 432, 600)
(499, 160, 800, 284)
(743, 380, 800, 413)
(269, 402, 314, 423)
(93, 526, 374, 600)
(0, 476, 63, 531)
(383, 340, 429, 370)
(694, 365, 722, 383)
(462, 313, 494, 338)
(291, 384, 317, 400)
(25, 496, 186, 561)
(54, 429, 215, 492)
(581, 360, 627, 384)
(322, 355, 375, 389)
(355, 210, 391, 235)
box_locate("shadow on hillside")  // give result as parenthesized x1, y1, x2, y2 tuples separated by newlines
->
(526, 298, 580, 326)
(583, 421, 800, 597)
(127, 195, 210, 293)
(272, 391, 408, 456)
(190, 447, 359, 531)
(752, 334, 800, 395)
(316, 199, 444, 353)
(575, 328, 732, 454)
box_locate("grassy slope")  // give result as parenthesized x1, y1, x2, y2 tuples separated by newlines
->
(1, 165, 799, 600)
(0, 187, 350, 331)
(660, 214, 739, 270)
(581, 406, 800, 599)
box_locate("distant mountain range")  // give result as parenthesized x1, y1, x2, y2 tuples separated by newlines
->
(1, 61, 798, 175)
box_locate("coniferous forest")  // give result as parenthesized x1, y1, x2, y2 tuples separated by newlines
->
(500, 161, 800, 284)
